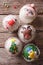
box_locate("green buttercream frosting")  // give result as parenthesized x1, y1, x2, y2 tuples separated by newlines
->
(9, 42, 18, 54)
(23, 44, 38, 60)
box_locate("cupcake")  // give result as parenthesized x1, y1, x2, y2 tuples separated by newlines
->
(5, 37, 22, 55)
(19, 4, 37, 24)
(2, 15, 19, 32)
(22, 44, 40, 62)
(18, 25, 36, 43)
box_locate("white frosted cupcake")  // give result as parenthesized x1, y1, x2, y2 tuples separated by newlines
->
(19, 4, 37, 24)
(18, 25, 36, 43)
(5, 37, 22, 55)
(22, 44, 40, 62)
(2, 15, 19, 32)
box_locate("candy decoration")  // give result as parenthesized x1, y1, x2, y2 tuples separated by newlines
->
(2, 15, 19, 32)
(3, 2, 10, 8)
(14, 6, 17, 9)
(9, 42, 18, 54)
(11, 38, 16, 42)
(19, 4, 37, 24)
(31, 4, 35, 10)
(8, 20, 15, 26)
(28, 51, 35, 59)
(18, 25, 36, 43)
(23, 29, 32, 40)
(5, 37, 22, 55)
(22, 44, 40, 62)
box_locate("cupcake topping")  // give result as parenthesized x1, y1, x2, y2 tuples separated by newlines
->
(23, 44, 39, 60)
(31, 4, 35, 10)
(8, 19, 15, 26)
(9, 38, 18, 54)
(21, 26, 32, 40)
(26, 9, 34, 15)
(28, 50, 37, 59)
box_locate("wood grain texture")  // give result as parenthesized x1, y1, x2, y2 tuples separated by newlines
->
(0, 29, 43, 48)
(0, 15, 43, 32)
(0, 0, 43, 14)
(0, 15, 43, 48)
(0, 48, 43, 65)
(0, 0, 43, 65)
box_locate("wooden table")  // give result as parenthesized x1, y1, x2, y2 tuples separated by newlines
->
(0, 0, 43, 65)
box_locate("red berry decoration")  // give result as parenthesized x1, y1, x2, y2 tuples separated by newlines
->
(8, 20, 15, 26)
(14, 6, 17, 9)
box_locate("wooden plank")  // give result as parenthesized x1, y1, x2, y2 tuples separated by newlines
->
(0, 15, 43, 48)
(0, 0, 43, 14)
(34, 32, 43, 48)
(0, 32, 17, 47)
(31, 15, 43, 30)
(0, 0, 43, 65)
(0, 15, 43, 33)
(0, 31, 43, 48)
(0, 48, 43, 65)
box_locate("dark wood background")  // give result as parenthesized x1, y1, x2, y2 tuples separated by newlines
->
(0, 0, 43, 65)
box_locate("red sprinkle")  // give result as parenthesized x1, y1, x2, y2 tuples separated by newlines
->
(14, 6, 17, 9)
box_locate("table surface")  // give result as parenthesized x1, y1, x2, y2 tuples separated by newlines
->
(0, 0, 43, 65)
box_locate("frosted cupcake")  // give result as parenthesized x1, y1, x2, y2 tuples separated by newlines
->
(18, 25, 36, 43)
(5, 37, 22, 55)
(19, 4, 37, 24)
(2, 15, 19, 32)
(22, 44, 40, 62)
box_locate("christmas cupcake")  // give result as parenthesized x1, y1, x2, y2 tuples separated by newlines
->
(18, 25, 36, 43)
(22, 44, 40, 62)
(5, 37, 22, 55)
(19, 4, 37, 24)
(2, 15, 19, 32)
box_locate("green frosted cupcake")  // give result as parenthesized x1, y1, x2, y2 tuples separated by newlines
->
(22, 44, 40, 62)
